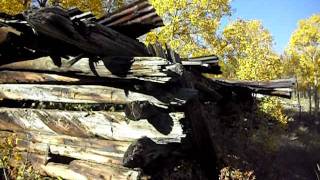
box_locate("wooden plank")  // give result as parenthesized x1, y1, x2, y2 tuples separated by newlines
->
(0, 108, 185, 141)
(0, 56, 181, 83)
(0, 84, 166, 106)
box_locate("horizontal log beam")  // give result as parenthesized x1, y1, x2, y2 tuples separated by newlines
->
(8, 151, 139, 180)
(0, 56, 182, 83)
(0, 84, 166, 106)
(0, 130, 129, 165)
(69, 160, 139, 180)
(211, 78, 295, 98)
(0, 108, 185, 141)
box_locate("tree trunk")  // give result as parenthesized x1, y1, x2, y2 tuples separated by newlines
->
(308, 87, 312, 114)
(296, 79, 302, 120)
(314, 86, 319, 117)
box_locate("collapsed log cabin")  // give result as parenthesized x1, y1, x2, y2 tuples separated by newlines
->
(0, 1, 295, 179)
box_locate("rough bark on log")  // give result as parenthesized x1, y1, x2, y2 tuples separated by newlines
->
(0, 56, 182, 83)
(0, 108, 185, 141)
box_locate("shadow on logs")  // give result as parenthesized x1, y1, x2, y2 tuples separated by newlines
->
(123, 137, 208, 180)
(125, 101, 174, 135)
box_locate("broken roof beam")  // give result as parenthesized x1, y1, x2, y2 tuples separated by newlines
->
(98, 0, 163, 38)
(211, 78, 296, 98)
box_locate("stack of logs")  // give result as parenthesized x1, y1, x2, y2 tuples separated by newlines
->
(0, 1, 295, 179)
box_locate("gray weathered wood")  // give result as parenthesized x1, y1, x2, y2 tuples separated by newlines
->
(69, 160, 140, 180)
(0, 108, 185, 141)
(211, 78, 295, 98)
(0, 130, 129, 165)
(0, 56, 182, 83)
(0, 84, 166, 105)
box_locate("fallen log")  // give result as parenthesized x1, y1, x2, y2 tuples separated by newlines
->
(0, 108, 185, 141)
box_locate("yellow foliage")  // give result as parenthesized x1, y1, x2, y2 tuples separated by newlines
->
(0, 0, 105, 17)
(147, 0, 231, 57)
(0, 0, 30, 14)
(220, 167, 255, 180)
(49, 0, 104, 17)
(220, 20, 283, 80)
(259, 97, 288, 125)
(286, 14, 320, 90)
(0, 134, 42, 179)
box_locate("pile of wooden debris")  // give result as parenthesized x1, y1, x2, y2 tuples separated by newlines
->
(0, 0, 294, 179)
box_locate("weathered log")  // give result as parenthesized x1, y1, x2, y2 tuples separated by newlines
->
(0, 108, 185, 141)
(9, 153, 140, 180)
(42, 163, 88, 180)
(0, 83, 197, 107)
(0, 84, 166, 105)
(180, 72, 220, 179)
(0, 130, 129, 165)
(184, 99, 219, 179)
(0, 56, 183, 83)
(0, 131, 129, 153)
(0, 70, 82, 84)
(69, 160, 140, 180)
(99, 0, 163, 38)
(0, 130, 140, 179)
(8, 152, 49, 175)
